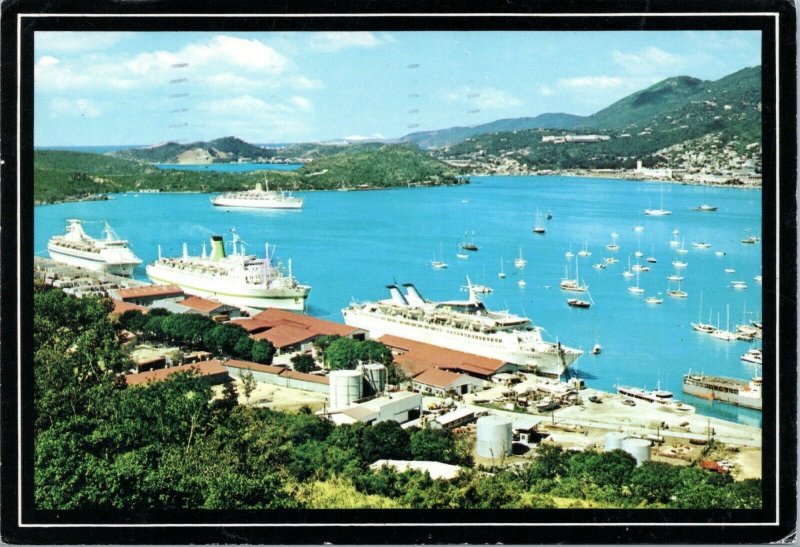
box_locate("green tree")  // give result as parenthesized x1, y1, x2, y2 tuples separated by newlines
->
(362, 421, 411, 462)
(630, 461, 681, 504)
(233, 336, 254, 360)
(240, 370, 256, 403)
(291, 353, 316, 373)
(250, 339, 275, 364)
(410, 428, 460, 464)
(533, 443, 569, 480)
(324, 337, 362, 370)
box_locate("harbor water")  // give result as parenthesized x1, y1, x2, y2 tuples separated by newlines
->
(34, 175, 764, 427)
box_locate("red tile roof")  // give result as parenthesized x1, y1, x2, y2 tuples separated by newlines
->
(230, 318, 272, 334)
(116, 284, 184, 301)
(180, 295, 228, 314)
(252, 308, 360, 337)
(281, 369, 329, 385)
(110, 299, 147, 316)
(413, 368, 465, 389)
(223, 359, 286, 376)
(251, 323, 319, 349)
(125, 359, 229, 386)
(378, 335, 506, 377)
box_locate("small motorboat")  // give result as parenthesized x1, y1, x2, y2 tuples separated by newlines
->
(567, 298, 591, 308)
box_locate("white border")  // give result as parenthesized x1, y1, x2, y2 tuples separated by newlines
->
(17, 12, 781, 529)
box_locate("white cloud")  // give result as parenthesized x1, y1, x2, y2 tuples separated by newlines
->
(181, 35, 289, 72)
(612, 47, 690, 75)
(309, 32, 394, 52)
(558, 76, 625, 89)
(445, 86, 522, 110)
(290, 96, 314, 112)
(537, 84, 554, 96)
(35, 32, 134, 54)
(50, 97, 103, 118)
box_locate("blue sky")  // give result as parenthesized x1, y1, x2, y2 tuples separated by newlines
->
(34, 30, 761, 146)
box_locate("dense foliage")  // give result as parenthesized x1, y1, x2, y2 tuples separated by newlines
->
(34, 289, 761, 511)
(117, 308, 274, 365)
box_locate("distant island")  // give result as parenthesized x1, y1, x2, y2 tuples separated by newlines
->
(35, 65, 761, 203)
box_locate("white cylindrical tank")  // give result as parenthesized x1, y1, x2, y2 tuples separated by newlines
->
(329, 369, 363, 410)
(604, 432, 628, 452)
(475, 415, 513, 459)
(362, 363, 387, 394)
(622, 438, 652, 466)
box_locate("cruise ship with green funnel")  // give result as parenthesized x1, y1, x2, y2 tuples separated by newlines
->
(146, 230, 310, 311)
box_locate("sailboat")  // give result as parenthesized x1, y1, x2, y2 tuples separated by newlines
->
(667, 277, 688, 298)
(691, 293, 715, 333)
(628, 270, 645, 294)
(670, 228, 681, 247)
(431, 246, 448, 269)
(710, 305, 737, 341)
(606, 232, 620, 251)
(577, 241, 592, 257)
(560, 255, 588, 292)
(565, 243, 574, 259)
(644, 295, 663, 305)
(644, 187, 672, 216)
(532, 211, 546, 234)
(622, 255, 634, 278)
(461, 231, 479, 251)
(514, 247, 527, 268)
(498, 258, 506, 279)
(676, 239, 689, 255)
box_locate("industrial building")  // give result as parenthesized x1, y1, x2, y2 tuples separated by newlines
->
(223, 358, 330, 394)
(328, 391, 423, 426)
(124, 359, 230, 386)
(412, 368, 484, 396)
(111, 285, 185, 306)
(232, 308, 367, 354)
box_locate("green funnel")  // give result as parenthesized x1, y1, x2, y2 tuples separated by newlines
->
(210, 235, 226, 261)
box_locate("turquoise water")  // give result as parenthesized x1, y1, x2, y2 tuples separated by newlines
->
(155, 163, 302, 172)
(34, 175, 763, 427)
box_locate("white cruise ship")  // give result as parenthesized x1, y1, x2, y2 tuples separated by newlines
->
(342, 279, 582, 377)
(146, 230, 310, 311)
(47, 219, 142, 277)
(211, 181, 303, 209)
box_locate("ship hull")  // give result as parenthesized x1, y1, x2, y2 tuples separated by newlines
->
(682, 376, 762, 410)
(211, 197, 303, 209)
(147, 265, 309, 311)
(48, 244, 137, 277)
(342, 308, 579, 376)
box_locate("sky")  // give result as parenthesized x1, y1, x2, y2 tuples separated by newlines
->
(34, 30, 761, 147)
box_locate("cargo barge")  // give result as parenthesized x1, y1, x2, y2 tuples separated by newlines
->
(682, 373, 762, 411)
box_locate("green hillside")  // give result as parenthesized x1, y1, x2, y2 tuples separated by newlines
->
(110, 136, 275, 163)
(400, 113, 586, 149)
(440, 66, 761, 171)
(296, 143, 461, 187)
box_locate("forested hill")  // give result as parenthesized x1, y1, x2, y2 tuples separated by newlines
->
(110, 136, 276, 164)
(34, 144, 462, 203)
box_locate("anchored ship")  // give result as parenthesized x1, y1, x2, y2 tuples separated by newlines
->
(616, 384, 695, 412)
(146, 230, 310, 311)
(47, 219, 142, 277)
(211, 181, 303, 209)
(682, 373, 762, 411)
(342, 278, 582, 377)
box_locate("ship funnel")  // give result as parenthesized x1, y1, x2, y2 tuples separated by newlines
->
(255, 182, 263, 192)
(210, 235, 226, 261)
(402, 284, 426, 306)
(386, 285, 409, 306)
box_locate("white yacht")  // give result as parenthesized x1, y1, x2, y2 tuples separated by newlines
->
(211, 181, 303, 209)
(47, 219, 142, 277)
(342, 279, 583, 377)
(514, 247, 527, 268)
(644, 188, 671, 216)
(560, 257, 588, 292)
(740, 348, 763, 365)
(146, 230, 310, 311)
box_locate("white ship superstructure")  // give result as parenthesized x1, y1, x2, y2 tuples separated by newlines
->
(47, 219, 142, 277)
(342, 279, 582, 376)
(211, 181, 303, 209)
(146, 230, 310, 311)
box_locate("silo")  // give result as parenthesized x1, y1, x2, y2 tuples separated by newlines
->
(621, 438, 652, 466)
(362, 363, 388, 395)
(603, 432, 628, 452)
(475, 415, 513, 459)
(329, 369, 363, 410)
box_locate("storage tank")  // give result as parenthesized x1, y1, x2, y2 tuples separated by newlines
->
(329, 369, 363, 410)
(475, 415, 513, 459)
(621, 438, 652, 466)
(603, 432, 628, 452)
(361, 363, 387, 395)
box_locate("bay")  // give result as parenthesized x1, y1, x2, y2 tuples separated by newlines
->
(34, 175, 763, 427)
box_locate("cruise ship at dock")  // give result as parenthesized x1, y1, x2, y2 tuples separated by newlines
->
(47, 219, 142, 277)
(342, 279, 582, 377)
(146, 230, 310, 311)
